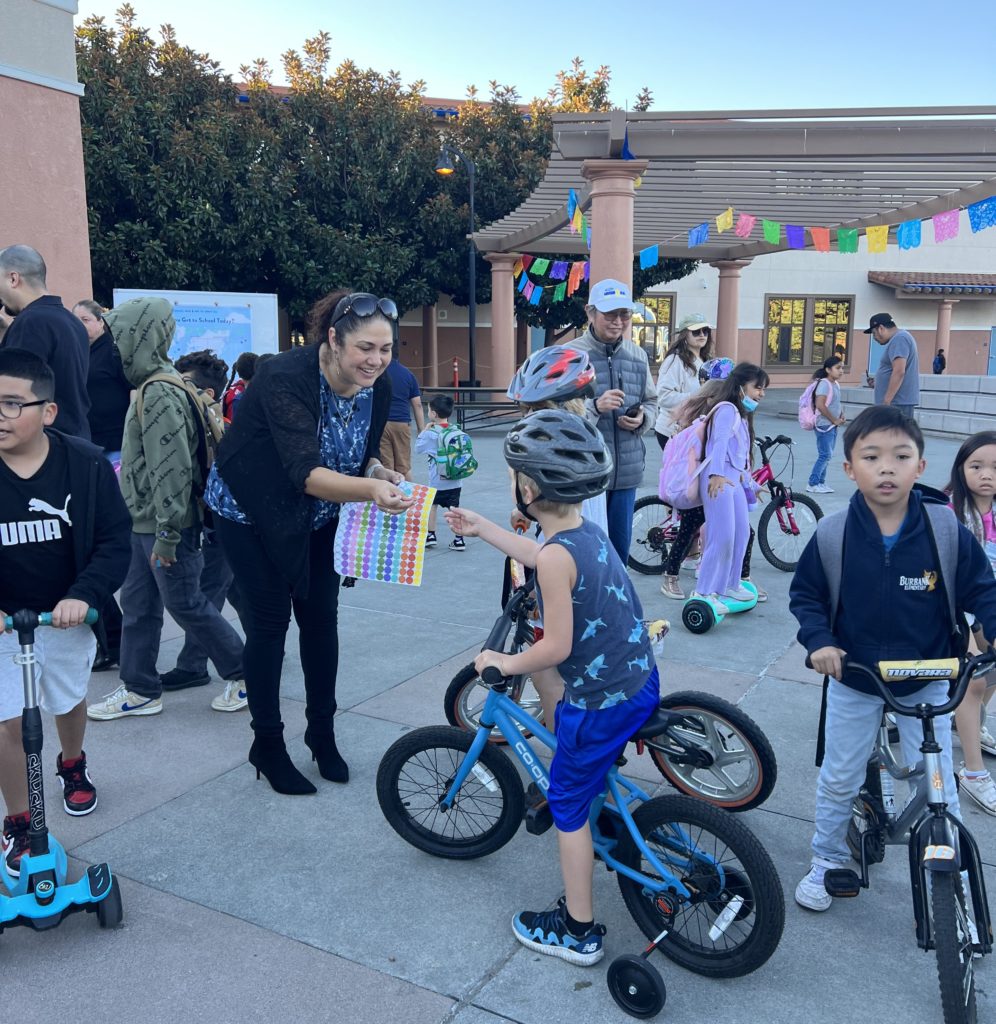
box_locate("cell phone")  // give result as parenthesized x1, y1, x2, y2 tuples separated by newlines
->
(624, 403, 642, 417)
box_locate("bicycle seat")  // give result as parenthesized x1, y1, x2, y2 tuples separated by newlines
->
(631, 707, 686, 741)
(876, 658, 959, 683)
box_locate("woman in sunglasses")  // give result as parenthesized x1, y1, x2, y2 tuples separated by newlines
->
(653, 313, 714, 450)
(207, 289, 412, 795)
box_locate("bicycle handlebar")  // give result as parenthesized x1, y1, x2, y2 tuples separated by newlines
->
(481, 666, 504, 687)
(805, 649, 996, 718)
(3, 608, 99, 632)
(756, 435, 793, 451)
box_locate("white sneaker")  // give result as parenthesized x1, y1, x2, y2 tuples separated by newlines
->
(87, 685, 162, 721)
(681, 555, 701, 574)
(723, 585, 755, 603)
(690, 592, 730, 614)
(806, 483, 833, 494)
(958, 765, 996, 816)
(211, 679, 248, 712)
(980, 725, 996, 757)
(795, 861, 840, 912)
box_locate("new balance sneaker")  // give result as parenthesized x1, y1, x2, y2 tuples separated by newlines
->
(741, 577, 767, 602)
(449, 536, 466, 551)
(425, 531, 437, 548)
(211, 679, 248, 713)
(2, 812, 30, 879)
(723, 584, 756, 603)
(660, 574, 684, 600)
(56, 751, 97, 816)
(512, 897, 606, 966)
(87, 686, 163, 721)
(980, 724, 996, 757)
(690, 592, 730, 615)
(795, 860, 844, 911)
(161, 668, 211, 691)
(958, 764, 996, 816)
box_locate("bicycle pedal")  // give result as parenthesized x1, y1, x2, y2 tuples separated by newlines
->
(525, 801, 554, 836)
(823, 868, 862, 898)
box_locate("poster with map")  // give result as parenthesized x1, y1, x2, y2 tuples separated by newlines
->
(169, 304, 253, 369)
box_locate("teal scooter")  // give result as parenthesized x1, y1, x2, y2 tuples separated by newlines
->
(0, 609, 123, 934)
(681, 581, 758, 634)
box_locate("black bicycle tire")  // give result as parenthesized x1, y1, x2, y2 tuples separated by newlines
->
(443, 664, 544, 743)
(376, 726, 525, 860)
(628, 495, 673, 575)
(615, 795, 785, 978)
(931, 869, 978, 1024)
(648, 691, 777, 811)
(757, 492, 823, 572)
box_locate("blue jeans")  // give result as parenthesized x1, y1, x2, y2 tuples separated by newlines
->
(604, 487, 637, 564)
(808, 427, 837, 487)
(119, 528, 244, 697)
(174, 528, 236, 675)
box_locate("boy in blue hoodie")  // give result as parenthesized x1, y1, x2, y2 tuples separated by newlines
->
(790, 405, 996, 912)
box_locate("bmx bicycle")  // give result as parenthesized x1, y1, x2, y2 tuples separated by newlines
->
(378, 599, 785, 1018)
(443, 585, 777, 811)
(809, 650, 995, 1024)
(629, 434, 823, 576)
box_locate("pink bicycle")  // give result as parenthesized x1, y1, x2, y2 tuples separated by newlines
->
(629, 434, 823, 574)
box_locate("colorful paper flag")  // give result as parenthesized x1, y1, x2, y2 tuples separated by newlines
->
(583, 262, 590, 282)
(550, 260, 569, 280)
(333, 483, 435, 586)
(585, 223, 592, 248)
(621, 128, 636, 160)
(512, 258, 523, 277)
(520, 254, 534, 270)
(810, 227, 831, 252)
(633, 176, 643, 189)
(553, 282, 566, 303)
(567, 188, 578, 220)
(734, 213, 756, 238)
(897, 220, 922, 250)
(639, 244, 659, 270)
(688, 222, 709, 247)
(567, 261, 584, 296)
(786, 225, 805, 249)
(837, 228, 859, 253)
(529, 285, 543, 306)
(968, 197, 996, 233)
(715, 207, 734, 233)
(762, 220, 781, 245)
(866, 224, 889, 253)
(933, 209, 960, 243)
(571, 206, 584, 234)
(517, 273, 528, 293)
(531, 258, 550, 276)
(523, 281, 534, 300)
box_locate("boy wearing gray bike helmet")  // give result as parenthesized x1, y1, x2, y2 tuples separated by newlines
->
(445, 410, 661, 966)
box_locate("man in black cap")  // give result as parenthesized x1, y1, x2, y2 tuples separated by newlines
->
(864, 312, 919, 417)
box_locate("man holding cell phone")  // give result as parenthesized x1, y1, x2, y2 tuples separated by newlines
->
(574, 279, 658, 563)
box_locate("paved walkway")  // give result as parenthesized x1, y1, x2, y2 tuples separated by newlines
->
(4, 411, 992, 1024)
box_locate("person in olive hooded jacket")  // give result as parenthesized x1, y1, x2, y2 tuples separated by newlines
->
(86, 297, 244, 722)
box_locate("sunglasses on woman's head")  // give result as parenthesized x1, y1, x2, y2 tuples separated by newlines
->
(331, 293, 399, 329)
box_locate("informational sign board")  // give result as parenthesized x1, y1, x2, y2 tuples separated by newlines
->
(112, 289, 279, 369)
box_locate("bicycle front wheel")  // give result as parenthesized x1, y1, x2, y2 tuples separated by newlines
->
(931, 870, 978, 1024)
(615, 795, 784, 978)
(444, 664, 545, 743)
(648, 691, 777, 811)
(629, 495, 674, 575)
(376, 726, 525, 860)
(758, 493, 822, 572)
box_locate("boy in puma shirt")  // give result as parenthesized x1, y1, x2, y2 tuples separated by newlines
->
(0, 349, 130, 878)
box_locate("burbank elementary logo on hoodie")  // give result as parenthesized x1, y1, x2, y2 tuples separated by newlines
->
(899, 569, 938, 593)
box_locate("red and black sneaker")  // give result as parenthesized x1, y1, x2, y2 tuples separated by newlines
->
(2, 812, 30, 878)
(56, 750, 98, 816)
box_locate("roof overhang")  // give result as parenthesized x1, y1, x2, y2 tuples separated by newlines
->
(474, 107, 996, 261)
(868, 270, 996, 299)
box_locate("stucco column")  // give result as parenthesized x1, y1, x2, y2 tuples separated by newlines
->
(580, 160, 649, 294)
(421, 304, 438, 387)
(708, 260, 752, 360)
(485, 253, 521, 390)
(935, 298, 957, 356)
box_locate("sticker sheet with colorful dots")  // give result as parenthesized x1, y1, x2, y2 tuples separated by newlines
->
(333, 482, 436, 586)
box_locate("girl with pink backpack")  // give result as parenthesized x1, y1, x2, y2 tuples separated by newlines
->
(804, 356, 846, 495)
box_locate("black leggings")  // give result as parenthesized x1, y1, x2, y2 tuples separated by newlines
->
(216, 516, 341, 738)
(663, 505, 754, 579)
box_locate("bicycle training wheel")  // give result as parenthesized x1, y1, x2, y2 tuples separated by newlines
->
(376, 726, 525, 860)
(444, 664, 545, 743)
(629, 496, 674, 575)
(615, 795, 784, 978)
(646, 691, 777, 811)
(758, 493, 822, 572)
(931, 870, 978, 1024)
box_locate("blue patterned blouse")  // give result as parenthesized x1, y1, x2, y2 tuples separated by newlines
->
(206, 370, 373, 529)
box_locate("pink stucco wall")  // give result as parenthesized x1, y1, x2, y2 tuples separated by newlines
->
(0, 76, 92, 305)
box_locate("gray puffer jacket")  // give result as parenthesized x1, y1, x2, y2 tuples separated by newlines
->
(573, 327, 658, 491)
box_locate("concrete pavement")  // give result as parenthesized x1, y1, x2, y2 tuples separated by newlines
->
(2, 408, 992, 1024)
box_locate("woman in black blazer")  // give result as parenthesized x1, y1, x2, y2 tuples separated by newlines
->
(207, 291, 412, 794)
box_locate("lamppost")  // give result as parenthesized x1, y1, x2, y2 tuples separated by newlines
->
(435, 144, 477, 388)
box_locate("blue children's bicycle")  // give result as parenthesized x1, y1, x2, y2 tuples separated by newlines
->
(377, 588, 785, 1017)
(0, 610, 123, 936)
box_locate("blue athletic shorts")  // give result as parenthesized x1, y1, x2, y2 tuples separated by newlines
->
(547, 667, 661, 833)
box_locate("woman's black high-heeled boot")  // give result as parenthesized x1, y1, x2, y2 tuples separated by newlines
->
(304, 726, 349, 783)
(248, 735, 317, 795)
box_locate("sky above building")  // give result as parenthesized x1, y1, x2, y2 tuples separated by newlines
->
(76, 0, 995, 110)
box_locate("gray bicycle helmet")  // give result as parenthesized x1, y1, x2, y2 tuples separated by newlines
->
(506, 345, 596, 404)
(503, 409, 613, 503)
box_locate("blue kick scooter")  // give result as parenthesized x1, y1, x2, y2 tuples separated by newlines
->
(681, 581, 758, 634)
(0, 609, 123, 934)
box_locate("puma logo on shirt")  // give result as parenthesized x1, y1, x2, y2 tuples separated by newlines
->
(0, 495, 72, 546)
(27, 496, 72, 525)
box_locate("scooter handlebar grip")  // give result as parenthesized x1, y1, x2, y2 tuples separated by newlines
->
(36, 609, 99, 627)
